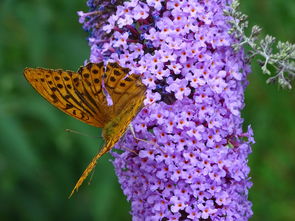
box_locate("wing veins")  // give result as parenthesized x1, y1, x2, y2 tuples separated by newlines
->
(49, 71, 95, 120)
(62, 84, 95, 118)
(84, 69, 109, 117)
(80, 78, 105, 115)
(110, 78, 139, 115)
(72, 88, 97, 117)
(45, 69, 93, 120)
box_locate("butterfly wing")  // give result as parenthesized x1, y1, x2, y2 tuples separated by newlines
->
(25, 62, 147, 197)
(103, 63, 146, 118)
(24, 63, 110, 127)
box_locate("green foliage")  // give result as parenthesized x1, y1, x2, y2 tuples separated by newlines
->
(0, 0, 294, 220)
(225, 0, 295, 89)
(241, 0, 295, 220)
(0, 0, 130, 220)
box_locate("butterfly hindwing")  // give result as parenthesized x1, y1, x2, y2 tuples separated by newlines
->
(103, 63, 146, 116)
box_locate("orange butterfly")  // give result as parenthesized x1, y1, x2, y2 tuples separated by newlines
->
(24, 62, 146, 197)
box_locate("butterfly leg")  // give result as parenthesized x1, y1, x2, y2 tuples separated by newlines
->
(116, 134, 138, 155)
(128, 124, 165, 153)
(120, 146, 138, 155)
(128, 124, 151, 143)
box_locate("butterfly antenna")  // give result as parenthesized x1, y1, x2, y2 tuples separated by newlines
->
(64, 129, 102, 140)
(87, 165, 97, 185)
(86, 147, 101, 186)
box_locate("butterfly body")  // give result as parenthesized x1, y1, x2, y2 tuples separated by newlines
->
(24, 62, 146, 197)
(103, 94, 145, 140)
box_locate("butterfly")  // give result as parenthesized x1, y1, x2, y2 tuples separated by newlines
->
(24, 62, 146, 197)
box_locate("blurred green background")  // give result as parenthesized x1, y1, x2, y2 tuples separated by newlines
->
(0, 0, 294, 220)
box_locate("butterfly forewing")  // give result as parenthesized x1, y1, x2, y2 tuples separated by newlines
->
(24, 64, 108, 127)
(77, 63, 109, 115)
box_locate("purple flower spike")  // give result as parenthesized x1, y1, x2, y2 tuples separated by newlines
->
(80, 0, 254, 220)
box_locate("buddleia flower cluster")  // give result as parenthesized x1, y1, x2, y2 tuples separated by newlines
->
(79, 0, 255, 220)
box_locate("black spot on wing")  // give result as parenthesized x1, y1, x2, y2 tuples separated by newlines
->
(92, 69, 99, 74)
(124, 77, 133, 82)
(114, 70, 122, 76)
(109, 63, 120, 68)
